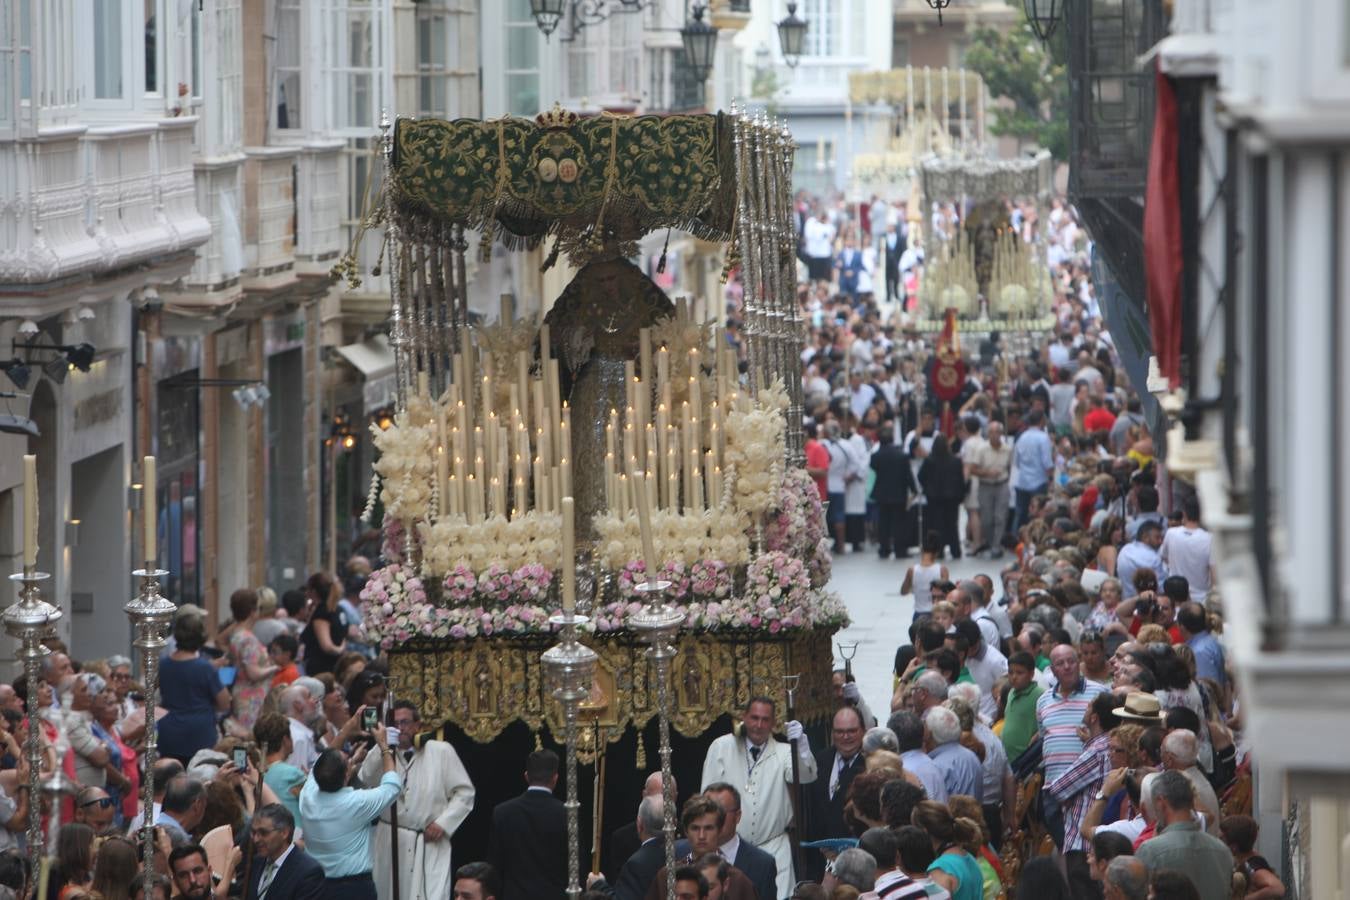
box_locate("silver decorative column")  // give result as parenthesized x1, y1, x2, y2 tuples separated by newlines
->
(4, 567, 61, 877)
(125, 565, 174, 896)
(541, 612, 598, 900)
(629, 579, 682, 897)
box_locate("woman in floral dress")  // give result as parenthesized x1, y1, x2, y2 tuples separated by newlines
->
(227, 589, 279, 730)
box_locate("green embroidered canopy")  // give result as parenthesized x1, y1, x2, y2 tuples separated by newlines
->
(391, 110, 737, 247)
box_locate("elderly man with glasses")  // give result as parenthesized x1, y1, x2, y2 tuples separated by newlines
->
(74, 786, 116, 834)
(359, 699, 475, 900)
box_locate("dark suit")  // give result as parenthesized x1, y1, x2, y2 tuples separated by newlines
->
(243, 845, 326, 900)
(870, 443, 918, 558)
(489, 787, 567, 900)
(645, 862, 756, 900)
(607, 821, 642, 887)
(883, 230, 906, 302)
(728, 839, 778, 900)
(614, 837, 665, 900)
(802, 748, 864, 882)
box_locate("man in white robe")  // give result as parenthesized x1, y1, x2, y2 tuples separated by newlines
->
(360, 701, 475, 900)
(701, 697, 817, 899)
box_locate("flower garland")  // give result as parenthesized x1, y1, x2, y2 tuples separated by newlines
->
(724, 379, 789, 518)
(370, 395, 438, 530)
(763, 468, 833, 588)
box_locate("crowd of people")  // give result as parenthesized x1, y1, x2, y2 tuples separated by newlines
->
(0, 191, 1268, 900)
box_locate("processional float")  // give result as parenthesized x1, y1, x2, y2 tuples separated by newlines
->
(346, 105, 847, 893)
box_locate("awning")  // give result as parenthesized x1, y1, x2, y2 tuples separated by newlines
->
(335, 334, 396, 410)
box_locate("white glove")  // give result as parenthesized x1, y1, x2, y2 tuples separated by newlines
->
(786, 720, 809, 756)
(842, 682, 861, 704)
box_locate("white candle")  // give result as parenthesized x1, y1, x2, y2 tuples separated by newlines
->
(561, 496, 576, 613)
(626, 460, 659, 582)
(22, 455, 37, 569)
(143, 456, 156, 565)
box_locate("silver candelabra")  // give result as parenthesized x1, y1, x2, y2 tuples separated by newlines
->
(125, 564, 174, 896)
(540, 611, 598, 900)
(629, 578, 682, 898)
(4, 566, 61, 877)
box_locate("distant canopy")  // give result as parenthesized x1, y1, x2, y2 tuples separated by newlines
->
(390, 111, 738, 249)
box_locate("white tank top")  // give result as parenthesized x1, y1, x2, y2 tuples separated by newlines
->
(909, 561, 943, 613)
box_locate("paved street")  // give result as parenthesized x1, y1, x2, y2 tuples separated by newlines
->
(826, 547, 1002, 723)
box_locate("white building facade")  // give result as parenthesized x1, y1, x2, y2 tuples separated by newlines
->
(1152, 0, 1350, 894)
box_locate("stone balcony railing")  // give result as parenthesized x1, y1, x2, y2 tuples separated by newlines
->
(0, 117, 210, 285)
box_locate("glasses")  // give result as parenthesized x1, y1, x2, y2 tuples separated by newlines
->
(80, 796, 114, 810)
(109, 672, 131, 681)
(251, 826, 276, 838)
(832, 727, 862, 735)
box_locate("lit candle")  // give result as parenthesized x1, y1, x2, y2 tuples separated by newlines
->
(534, 457, 548, 513)
(617, 473, 629, 518)
(516, 350, 530, 437)
(437, 446, 448, 518)
(560, 455, 572, 501)
(640, 327, 653, 387)
(22, 455, 37, 569)
(561, 496, 576, 614)
(143, 456, 156, 565)
(657, 345, 669, 394)
(624, 361, 637, 414)
(547, 359, 561, 463)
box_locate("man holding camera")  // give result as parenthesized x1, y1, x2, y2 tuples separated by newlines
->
(298, 707, 402, 900)
(360, 700, 476, 900)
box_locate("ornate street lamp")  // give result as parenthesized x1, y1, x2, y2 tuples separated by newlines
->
(925, 0, 953, 27)
(1024, 0, 1063, 42)
(681, 4, 718, 83)
(777, 2, 808, 69)
(531, 0, 566, 37)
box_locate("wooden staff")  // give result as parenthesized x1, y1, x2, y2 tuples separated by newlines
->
(590, 720, 607, 876)
(783, 675, 805, 879)
(241, 741, 268, 896)
(387, 682, 400, 900)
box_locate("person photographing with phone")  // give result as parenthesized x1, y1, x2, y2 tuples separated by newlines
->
(298, 706, 402, 900)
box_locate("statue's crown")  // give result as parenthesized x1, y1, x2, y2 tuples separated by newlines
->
(536, 103, 578, 130)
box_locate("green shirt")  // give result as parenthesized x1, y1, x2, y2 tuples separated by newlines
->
(957, 666, 976, 685)
(1035, 654, 1051, 671)
(1001, 682, 1045, 762)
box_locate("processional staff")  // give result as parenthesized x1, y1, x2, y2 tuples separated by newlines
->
(782, 674, 805, 879)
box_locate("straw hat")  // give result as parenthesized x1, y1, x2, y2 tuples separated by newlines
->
(1112, 691, 1164, 723)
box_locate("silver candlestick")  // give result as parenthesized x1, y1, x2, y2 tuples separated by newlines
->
(4, 567, 61, 878)
(629, 579, 681, 898)
(125, 565, 174, 897)
(541, 611, 598, 900)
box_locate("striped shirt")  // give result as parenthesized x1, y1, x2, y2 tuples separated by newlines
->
(1035, 678, 1107, 783)
(1046, 730, 1112, 852)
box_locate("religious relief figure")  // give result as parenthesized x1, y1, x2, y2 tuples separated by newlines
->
(472, 650, 496, 716)
(682, 659, 705, 710)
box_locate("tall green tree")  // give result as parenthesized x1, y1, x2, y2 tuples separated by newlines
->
(964, 11, 1069, 160)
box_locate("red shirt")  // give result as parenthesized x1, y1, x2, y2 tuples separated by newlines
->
(1084, 407, 1117, 433)
(272, 663, 300, 687)
(805, 439, 830, 500)
(1128, 617, 1183, 644)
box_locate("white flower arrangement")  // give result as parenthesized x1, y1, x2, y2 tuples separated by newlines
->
(592, 508, 750, 570)
(649, 315, 712, 409)
(418, 510, 563, 577)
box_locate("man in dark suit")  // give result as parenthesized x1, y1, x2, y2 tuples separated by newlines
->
(645, 796, 757, 900)
(604, 795, 668, 900)
(883, 222, 906, 303)
(244, 803, 325, 900)
(703, 784, 777, 900)
(801, 706, 867, 882)
(870, 426, 919, 560)
(488, 749, 567, 900)
(606, 771, 673, 881)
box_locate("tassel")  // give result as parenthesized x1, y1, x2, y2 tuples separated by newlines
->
(541, 234, 562, 272)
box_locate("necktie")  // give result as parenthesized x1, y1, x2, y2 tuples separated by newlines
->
(258, 861, 277, 899)
(750, 745, 762, 762)
(404, 749, 414, 763)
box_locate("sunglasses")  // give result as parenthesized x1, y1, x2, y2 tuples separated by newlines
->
(80, 797, 115, 810)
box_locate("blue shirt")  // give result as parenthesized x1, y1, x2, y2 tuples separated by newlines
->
(927, 742, 983, 803)
(1115, 541, 1168, 598)
(298, 768, 402, 877)
(1186, 630, 1226, 687)
(901, 749, 948, 803)
(1012, 426, 1053, 492)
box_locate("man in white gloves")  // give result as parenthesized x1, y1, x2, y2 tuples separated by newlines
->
(832, 670, 877, 728)
(702, 697, 817, 899)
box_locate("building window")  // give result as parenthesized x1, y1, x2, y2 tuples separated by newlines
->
(328, 0, 381, 132)
(505, 0, 539, 116)
(894, 37, 910, 68)
(143, 0, 157, 93)
(416, 8, 449, 117)
(93, 0, 123, 99)
(274, 0, 302, 129)
(210, 0, 242, 149)
(802, 0, 836, 58)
